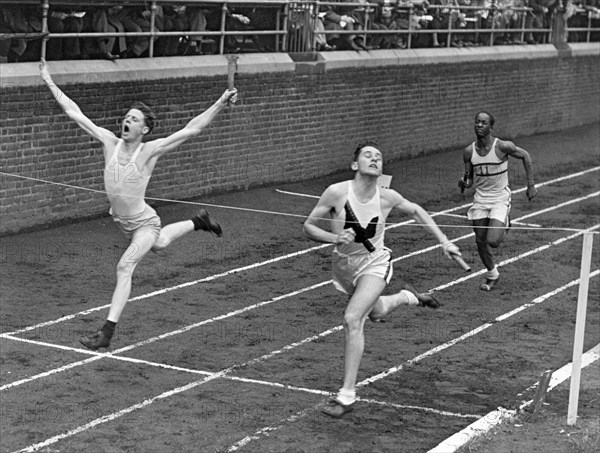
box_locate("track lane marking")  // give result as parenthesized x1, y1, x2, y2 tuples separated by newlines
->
(3, 167, 598, 337)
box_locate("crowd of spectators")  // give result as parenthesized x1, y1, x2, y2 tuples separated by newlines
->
(1, 0, 598, 63)
(1, 3, 281, 62)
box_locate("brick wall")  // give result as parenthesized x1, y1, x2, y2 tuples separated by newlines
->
(1, 45, 598, 235)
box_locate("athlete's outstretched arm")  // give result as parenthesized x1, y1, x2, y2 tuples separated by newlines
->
(40, 59, 114, 145)
(392, 192, 461, 258)
(499, 141, 537, 200)
(150, 89, 238, 158)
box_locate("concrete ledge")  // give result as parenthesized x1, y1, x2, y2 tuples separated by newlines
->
(0, 53, 295, 87)
(317, 44, 559, 69)
(570, 42, 600, 57)
(1, 44, 595, 87)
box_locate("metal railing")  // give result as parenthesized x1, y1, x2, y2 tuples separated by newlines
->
(0, 0, 598, 60)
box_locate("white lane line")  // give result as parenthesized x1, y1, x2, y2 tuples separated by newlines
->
(12, 261, 599, 452)
(359, 266, 600, 386)
(433, 224, 600, 292)
(4, 331, 475, 421)
(275, 189, 320, 199)
(11, 325, 342, 453)
(226, 270, 600, 452)
(517, 191, 600, 221)
(358, 398, 481, 419)
(4, 167, 598, 338)
(0, 336, 214, 391)
(428, 343, 600, 453)
(0, 282, 330, 391)
(0, 245, 332, 337)
(2, 203, 597, 392)
(512, 221, 542, 227)
(3, 219, 595, 392)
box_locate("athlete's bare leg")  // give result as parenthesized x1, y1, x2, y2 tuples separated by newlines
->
(108, 228, 157, 322)
(341, 275, 387, 393)
(473, 218, 495, 271)
(81, 228, 156, 350)
(153, 220, 195, 251)
(473, 217, 505, 290)
(369, 278, 439, 321)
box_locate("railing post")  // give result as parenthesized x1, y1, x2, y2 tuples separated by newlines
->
(586, 11, 591, 42)
(490, 1, 496, 46)
(520, 7, 526, 43)
(311, 2, 318, 52)
(41, 0, 49, 60)
(149, 1, 157, 58)
(408, 6, 414, 49)
(363, 4, 369, 46)
(552, 0, 568, 48)
(446, 7, 452, 47)
(276, 5, 283, 52)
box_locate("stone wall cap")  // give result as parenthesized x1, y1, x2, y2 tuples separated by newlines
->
(0, 54, 295, 87)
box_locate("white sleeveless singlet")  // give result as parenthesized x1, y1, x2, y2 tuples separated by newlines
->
(471, 138, 511, 204)
(336, 182, 385, 256)
(104, 139, 151, 216)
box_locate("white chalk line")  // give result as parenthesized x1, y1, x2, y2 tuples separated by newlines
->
(5, 169, 600, 448)
(2, 200, 597, 393)
(360, 264, 600, 386)
(0, 281, 330, 392)
(3, 212, 595, 393)
(10, 229, 598, 452)
(11, 324, 343, 453)
(1, 333, 473, 422)
(358, 398, 481, 419)
(275, 189, 320, 199)
(226, 270, 600, 452)
(428, 343, 600, 453)
(512, 221, 541, 227)
(433, 223, 600, 292)
(3, 166, 598, 338)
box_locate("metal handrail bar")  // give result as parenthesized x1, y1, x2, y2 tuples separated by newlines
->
(1, 0, 598, 56)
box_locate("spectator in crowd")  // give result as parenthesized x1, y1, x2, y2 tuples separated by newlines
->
(375, 1, 406, 49)
(50, 8, 85, 60)
(205, 5, 253, 53)
(322, 0, 372, 51)
(350, 0, 384, 49)
(567, 0, 592, 41)
(490, 0, 527, 45)
(153, 5, 186, 56)
(314, 6, 337, 51)
(288, 3, 337, 52)
(586, 0, 600, 40)
(1, 7, 20, 63)
(430, 0, 466, 47)
(112, 6, 154, 58)
(177, 5, 210, 55)
(524, 0, 554, 44)
(1, 4, 63, 62)
(81, 6, 124, 60)
(237, 6, 281, 52)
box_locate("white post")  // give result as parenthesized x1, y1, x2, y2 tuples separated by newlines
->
(567, 232, 594, 425)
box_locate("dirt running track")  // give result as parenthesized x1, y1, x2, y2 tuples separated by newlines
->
(1, 124, 599, 453)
